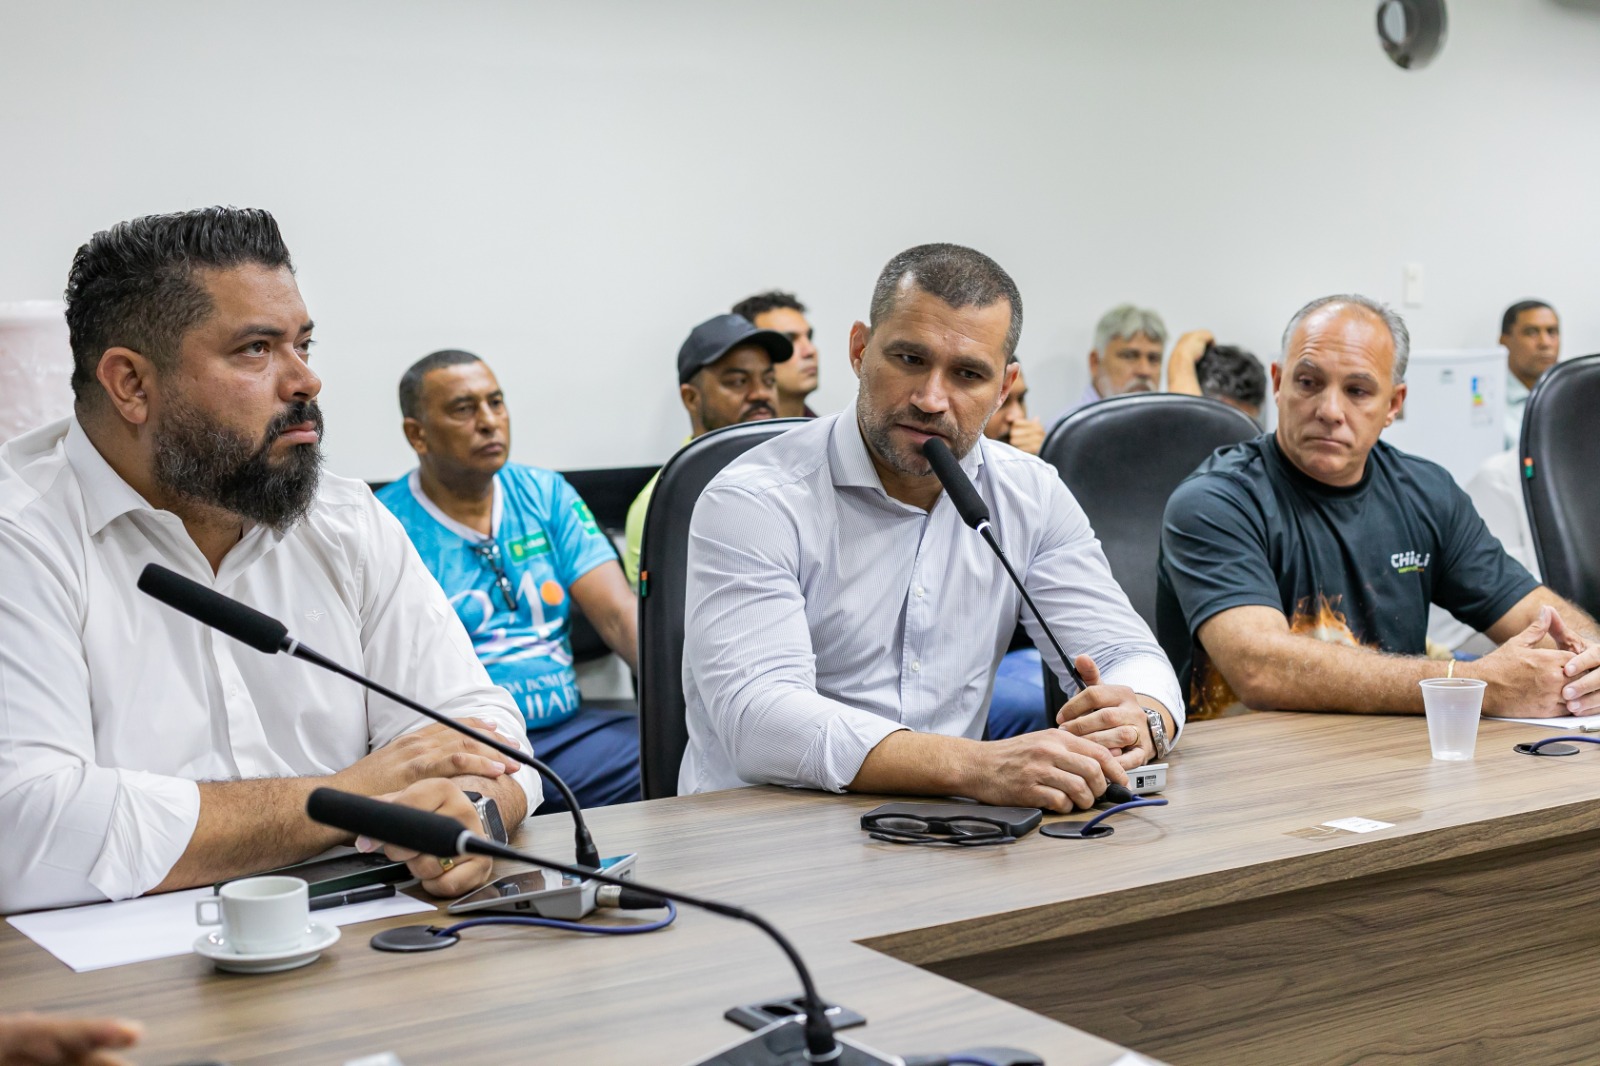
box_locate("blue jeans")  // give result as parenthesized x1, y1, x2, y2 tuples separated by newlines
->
(987, 648, 1049, 740)
(527, 705, 642, 813)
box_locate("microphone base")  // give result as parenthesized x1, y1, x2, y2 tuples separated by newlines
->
(370, 925, 460, 952)
(725, 995, 866, 1034)
(688, 1016, 897, 1066)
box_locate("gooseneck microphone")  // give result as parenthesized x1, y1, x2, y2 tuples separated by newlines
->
(136, 563, 603, 871)
(921, 437, 1086, 693)
(922, 439, 1140, 808)
(306, 788, 842, 1064)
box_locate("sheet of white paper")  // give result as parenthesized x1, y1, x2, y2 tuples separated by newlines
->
(1322, 817, 1395, 834)
(1485, 712, 1600, 730)
(7, 886, 436, 973)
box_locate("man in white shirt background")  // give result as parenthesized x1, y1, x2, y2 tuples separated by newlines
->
(0, 206, 536, 914)
(1429, 299, 1559, 654)
(1500, 299, 1560, 449)
(682, 243, 1181, 810)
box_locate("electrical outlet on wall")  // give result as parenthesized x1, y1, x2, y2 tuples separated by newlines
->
(1403, 263, 1424, 307)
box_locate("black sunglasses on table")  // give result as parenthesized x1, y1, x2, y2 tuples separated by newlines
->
(861, 812, 1016, 848)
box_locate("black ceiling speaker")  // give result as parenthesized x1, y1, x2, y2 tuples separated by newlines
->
(1376, 0, 1448, 69)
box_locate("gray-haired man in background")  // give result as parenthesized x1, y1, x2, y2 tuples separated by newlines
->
(1051, 303, 1168, 426)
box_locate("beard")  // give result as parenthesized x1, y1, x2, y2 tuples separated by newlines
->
(856, 390, 983, 478)
(152, 396, 324, 531)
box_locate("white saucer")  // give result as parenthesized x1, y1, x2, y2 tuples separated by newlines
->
(193, 921, 340, 974)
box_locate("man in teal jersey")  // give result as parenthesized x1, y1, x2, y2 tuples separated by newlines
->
(378, 350, 640, 810)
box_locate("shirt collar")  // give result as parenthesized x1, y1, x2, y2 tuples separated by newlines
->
(829, 412, 986, 495)
(406, 468, 502, 542)
(1506, 372, 1531, 404)
(63, 418, 162, 537)
(63, 418, 282, 572)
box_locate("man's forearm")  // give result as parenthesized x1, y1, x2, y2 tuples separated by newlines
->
(601, 616, 638, 673)
(152, 776, 349, 892)
(849, 730, 975, 797)
(1220, 634, 1448, 714)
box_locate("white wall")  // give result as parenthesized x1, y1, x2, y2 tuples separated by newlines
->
(2, 0, 1597, 478)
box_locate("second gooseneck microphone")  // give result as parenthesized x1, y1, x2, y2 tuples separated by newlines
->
(921, 437, 1087, 692)
(920, 438, 1136, 807)
(135, 563, 603, 871)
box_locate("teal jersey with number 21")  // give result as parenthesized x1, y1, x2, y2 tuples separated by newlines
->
(377, 465, 617, 731)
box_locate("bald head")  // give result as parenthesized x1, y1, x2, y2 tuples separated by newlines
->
(1272, 295, 1409, 488)
(1281, 294, 1409, 384)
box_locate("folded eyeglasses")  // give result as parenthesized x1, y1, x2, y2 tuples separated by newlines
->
(861, 812, 1017, 847)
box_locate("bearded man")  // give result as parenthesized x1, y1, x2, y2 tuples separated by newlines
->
(0, 207, 536, 914)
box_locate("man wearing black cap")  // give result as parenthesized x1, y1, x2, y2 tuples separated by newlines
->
(623, 314, 793, 587)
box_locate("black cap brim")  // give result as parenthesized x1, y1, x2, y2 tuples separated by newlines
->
(679, 326, 794, 384)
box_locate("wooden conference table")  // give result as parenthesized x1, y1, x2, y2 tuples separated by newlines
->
(5, 710, 1599, 1065)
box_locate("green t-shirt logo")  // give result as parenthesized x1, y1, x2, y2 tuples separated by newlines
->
(571, 500, 601, 537)
(506, 531, 551, 561)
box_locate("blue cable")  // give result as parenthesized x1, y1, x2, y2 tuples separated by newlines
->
(1528, 735, 1600, 753)
(1079, 796, 1168, 834)
(436, 900, 677, 938)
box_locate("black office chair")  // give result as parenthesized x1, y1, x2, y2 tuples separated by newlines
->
(558, 465, 661, 536)
(1521, 353, 1600, 619)
(635, 419, 809, 798)
(1037, 394, 1260, 714)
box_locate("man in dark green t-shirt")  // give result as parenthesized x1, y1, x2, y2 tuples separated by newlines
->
(1157, 293, 1600, 721)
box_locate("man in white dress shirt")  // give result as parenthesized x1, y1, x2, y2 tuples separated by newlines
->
(682, 243, 1182, 810)
(0, 207, 537, 914)
(1500, 299, 1560, 449)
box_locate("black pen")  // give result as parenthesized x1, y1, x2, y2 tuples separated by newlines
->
(310, 883, 397, 911)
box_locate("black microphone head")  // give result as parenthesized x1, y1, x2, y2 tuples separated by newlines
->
(1102, 782, 1135, 806)
(137, 563, 288, 655)
(921, 437, 991, 529)
(306, 788, 468, 858)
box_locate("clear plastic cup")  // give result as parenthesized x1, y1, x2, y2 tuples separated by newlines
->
(1419, 677, 1487, 760)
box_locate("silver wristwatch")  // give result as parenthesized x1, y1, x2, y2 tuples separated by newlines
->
(461, 790, 509, 844)
(1140, 706, 1171, 760)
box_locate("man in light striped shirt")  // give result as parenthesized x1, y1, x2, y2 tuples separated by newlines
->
(681, 244, 1182, 810)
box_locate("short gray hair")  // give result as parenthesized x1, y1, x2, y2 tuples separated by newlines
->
(1094, 304, 1167, 353)
(1279, 294, 1410, 383)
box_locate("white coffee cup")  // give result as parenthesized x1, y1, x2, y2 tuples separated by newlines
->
(195, 876, 312, 954)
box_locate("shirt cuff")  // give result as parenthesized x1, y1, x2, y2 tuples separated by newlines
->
(88, 771, 201, 902)
(800, 714, 910, 794)
(509, 754, 544, 817)
(479, 710, 543, 819)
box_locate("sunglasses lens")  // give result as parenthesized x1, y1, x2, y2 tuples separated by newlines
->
(870, 816, 929, 834)
(944, 819, 1004, 837)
